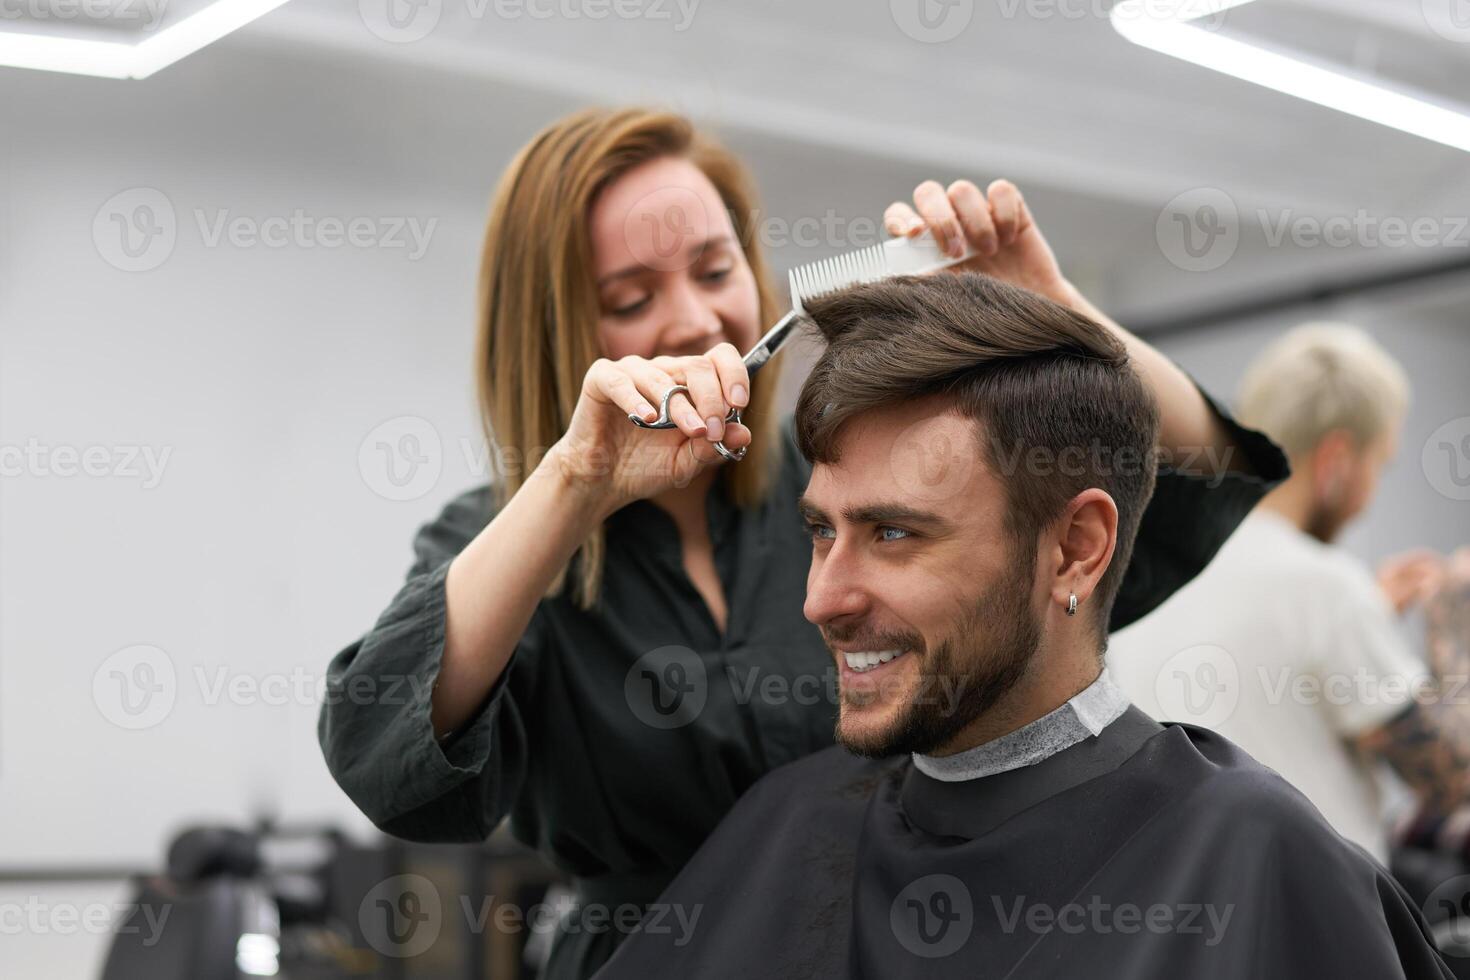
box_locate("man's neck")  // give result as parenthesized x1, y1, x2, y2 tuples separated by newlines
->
(1257, 478, 1313, 534)
(930, 652, 1104, 758)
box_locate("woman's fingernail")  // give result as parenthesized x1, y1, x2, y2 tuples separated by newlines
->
(685, 413, 705, 433)
(732, 384, 748, 407)
(636, 403, 656, 421)
(705, 416, 724, 441)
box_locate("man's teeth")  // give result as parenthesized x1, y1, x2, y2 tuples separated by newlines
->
(843, 650, 906, 673)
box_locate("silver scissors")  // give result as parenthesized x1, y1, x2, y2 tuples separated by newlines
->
(627, 310, 804, 462)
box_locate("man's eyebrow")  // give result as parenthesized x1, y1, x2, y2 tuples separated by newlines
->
(596, 234, 733, 287)
(797, 495, 954, 532)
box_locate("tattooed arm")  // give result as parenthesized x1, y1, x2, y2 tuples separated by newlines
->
(1355, 554, 1470, 819)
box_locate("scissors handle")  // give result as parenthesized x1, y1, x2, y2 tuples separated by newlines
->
(625, 310, 804, 462)
(628, 386, 746, 461)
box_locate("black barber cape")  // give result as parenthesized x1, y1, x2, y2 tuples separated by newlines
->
(595, 707, 1453, 979)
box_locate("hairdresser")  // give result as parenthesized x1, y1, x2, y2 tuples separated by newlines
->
(317, 106, 1286, 980)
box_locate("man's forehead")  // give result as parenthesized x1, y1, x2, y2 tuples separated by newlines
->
(805, 400, 997, 516)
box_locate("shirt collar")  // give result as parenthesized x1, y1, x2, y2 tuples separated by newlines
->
(911, 668, 1131, 782)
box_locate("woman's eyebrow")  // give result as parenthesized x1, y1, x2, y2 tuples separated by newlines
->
(596, 234, 733, 287)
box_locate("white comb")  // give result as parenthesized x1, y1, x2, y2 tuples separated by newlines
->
(788, 231, 978, 314)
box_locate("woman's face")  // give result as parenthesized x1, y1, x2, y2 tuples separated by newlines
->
(588, 156, 762, 361)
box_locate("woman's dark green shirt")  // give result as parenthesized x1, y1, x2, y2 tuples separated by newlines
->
(318, 390, 1287, 980)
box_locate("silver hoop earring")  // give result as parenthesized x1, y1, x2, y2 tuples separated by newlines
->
(1066, 593, 1078, 616)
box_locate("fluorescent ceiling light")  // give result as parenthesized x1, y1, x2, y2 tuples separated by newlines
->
(1111, 0, 1470, 153)
(0, 0, 293, 79)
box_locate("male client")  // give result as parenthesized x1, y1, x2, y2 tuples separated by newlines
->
(595, 273, 1452, 979)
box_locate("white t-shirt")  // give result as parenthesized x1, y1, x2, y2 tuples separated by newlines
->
(1108, 509, 1429, 864)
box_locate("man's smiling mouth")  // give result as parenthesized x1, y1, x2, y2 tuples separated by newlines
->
(841, 649, 910, 673)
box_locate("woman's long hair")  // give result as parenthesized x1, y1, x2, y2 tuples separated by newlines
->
(475, 107, 784, 608)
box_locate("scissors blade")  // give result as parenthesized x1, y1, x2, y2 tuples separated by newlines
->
(741, 310, 803, 379)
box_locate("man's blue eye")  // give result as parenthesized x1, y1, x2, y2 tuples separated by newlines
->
(806, 522, 835, 541)
(880, 526, 911, 542)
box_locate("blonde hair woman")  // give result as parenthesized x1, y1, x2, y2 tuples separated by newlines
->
(319, 107, 1286, 978)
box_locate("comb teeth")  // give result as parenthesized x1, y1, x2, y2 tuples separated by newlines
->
(788, 242, 889, 314)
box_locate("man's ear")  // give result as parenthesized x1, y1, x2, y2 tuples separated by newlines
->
(1047, 488, 1119, 615)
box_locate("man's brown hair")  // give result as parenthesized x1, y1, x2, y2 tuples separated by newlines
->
(794, 272, 1160, 633)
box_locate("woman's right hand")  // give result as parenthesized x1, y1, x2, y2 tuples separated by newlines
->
(546, 343, 753, 511)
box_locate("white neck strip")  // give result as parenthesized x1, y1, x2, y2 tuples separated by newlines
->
(911, 668, 1131, 782)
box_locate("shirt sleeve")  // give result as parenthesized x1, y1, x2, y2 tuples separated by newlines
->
(1109, 378, 1290, 632)
(1310, 555, 1431, 737)
(316, 486, 537, 843)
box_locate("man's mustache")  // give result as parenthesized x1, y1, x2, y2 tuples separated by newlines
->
(820, 625, 925, 655)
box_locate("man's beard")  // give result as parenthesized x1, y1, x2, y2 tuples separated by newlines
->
(833, 551, 1042, 759)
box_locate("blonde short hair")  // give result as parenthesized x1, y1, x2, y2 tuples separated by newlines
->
(1236, 322, 1409, 458)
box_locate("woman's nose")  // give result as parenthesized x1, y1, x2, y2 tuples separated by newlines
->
(658, 283, 724, 355)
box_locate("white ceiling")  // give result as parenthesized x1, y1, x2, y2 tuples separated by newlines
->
(7, 0, 1470, 326)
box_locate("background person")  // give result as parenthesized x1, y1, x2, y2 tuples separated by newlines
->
(1111, 323, 1470, 865)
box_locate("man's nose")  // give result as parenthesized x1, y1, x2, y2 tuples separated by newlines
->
(804, 546, 871, 626)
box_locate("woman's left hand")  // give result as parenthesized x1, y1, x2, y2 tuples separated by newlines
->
(884, 179, 1068, 302)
